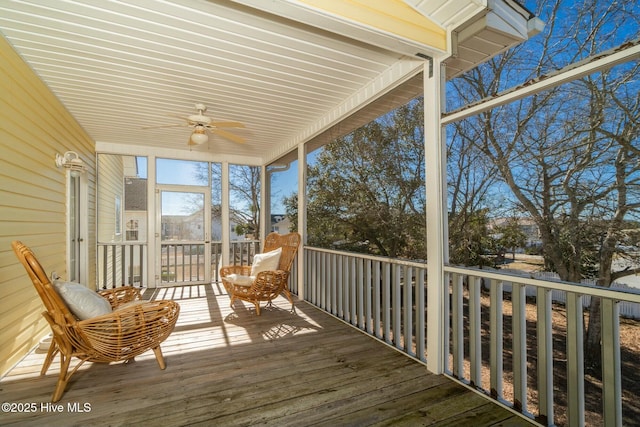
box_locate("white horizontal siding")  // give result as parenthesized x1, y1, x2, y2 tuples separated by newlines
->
(0, 35, 96, 377)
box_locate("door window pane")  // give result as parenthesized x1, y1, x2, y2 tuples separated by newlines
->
(161, 191, 205, 241)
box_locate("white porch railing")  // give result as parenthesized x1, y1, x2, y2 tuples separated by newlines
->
(97, 240, 260, 288)
(97, 242, 146, 289)
(304, 247, 428, 361)
(303, 246, 640, 427)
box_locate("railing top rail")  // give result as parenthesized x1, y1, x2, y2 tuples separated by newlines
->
(445, 264, 640, 303)
(98, 241, 258, 246)
(305, 246, 427, 269)
(97, 242, 147, 247)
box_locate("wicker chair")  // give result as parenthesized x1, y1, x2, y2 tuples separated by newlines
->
(11, 241, 180, 402)
(220, 232, 301, 315)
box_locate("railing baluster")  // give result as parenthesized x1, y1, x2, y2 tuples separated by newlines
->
(111, 245, 116, 288)
(101, 245, 107, 289)
(416, 268, 426, 362)
(490, 278, 503, 399)
(365, 260, 372, 334)
(139, 244, 144, 286)
(165, 245, 170, 283)
(307, 250, 313, 304)
(345, 256, 351, 322)
(566, 292, 585, 426)
(537, 287, 554, 425)
(321, 252, 326, 311)
(511, 282, 527, 413)
(451, 273, 464, 378)
(325, 252, 331, 314)
(404, 266, 414, 357)
(469, 275, 482, 387)
(350, 256, 357, 326)
(601, 298, 622, 426)
(318, 254, 324, 313)
(333, 253, 339, 316)
(232, 242, 237, 265)
(120, 245, 127, 286)
(383, 262, 391, 344)
(311, 251, 317, 307)
(343, 256, 350, 322)
(357, 258, 364, 330)
(337, 253, 343, 318)
(127, 244, 133, 285)
(180, 244, 185, 282)
(189, 244, 197, 282)
(374, 260, 381, 340)
(393, 264, 402, 349)
(324, 252, 330, 312)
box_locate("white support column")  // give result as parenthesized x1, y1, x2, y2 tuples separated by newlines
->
(297, 143, 307, 300)
(221, 161, 230, 267)
(425, 58, 447, 374)
(260, 164, 268, 240)
(146, 155, 157, 287)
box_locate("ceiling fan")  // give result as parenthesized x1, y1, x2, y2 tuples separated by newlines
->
(145, 103, 246, 146)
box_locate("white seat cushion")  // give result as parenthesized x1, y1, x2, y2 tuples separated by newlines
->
(225, 273, 256, 287)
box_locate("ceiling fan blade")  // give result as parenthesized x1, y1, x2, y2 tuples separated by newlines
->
(211, 121, 245, 128)
(212, 128, 246, 144)
(142, 123, 186, 129)
(169, 114, 191, 122)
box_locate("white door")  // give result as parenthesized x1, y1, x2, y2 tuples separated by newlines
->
(68, 173, 87, 283)
(156, 187, 211, 286)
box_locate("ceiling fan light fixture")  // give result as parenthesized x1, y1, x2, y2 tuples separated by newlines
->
(190, 126, 208, 145)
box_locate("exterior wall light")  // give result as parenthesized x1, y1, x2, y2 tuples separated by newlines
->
(55, 151, 86, 176)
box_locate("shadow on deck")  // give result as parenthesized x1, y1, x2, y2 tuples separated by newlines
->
(0, 284, 535, 426)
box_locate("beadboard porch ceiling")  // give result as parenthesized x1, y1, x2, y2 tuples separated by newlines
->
(0, 0, 538, 165)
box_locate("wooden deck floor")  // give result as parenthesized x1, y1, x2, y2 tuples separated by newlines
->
(1, 284, 534, 427)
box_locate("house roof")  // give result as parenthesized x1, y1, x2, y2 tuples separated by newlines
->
(0, 0, 540, 165)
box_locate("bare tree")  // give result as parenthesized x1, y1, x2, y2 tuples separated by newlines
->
(448, 0, 640, 368)
(197, 162, 261, 240)
(229, 165, 261, 239)
(447, 116, 502, 266)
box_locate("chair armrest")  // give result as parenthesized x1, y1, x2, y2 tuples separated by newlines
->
(252, 270, 289, 290)
(220, 265, 252, 277)
(98, 286, 142, 309)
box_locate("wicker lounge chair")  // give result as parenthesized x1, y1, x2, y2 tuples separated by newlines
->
(220, 232, 301, 315)
(11, 241, 180, 402)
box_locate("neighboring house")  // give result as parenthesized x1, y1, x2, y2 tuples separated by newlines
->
(271, 214, 292, 234)
(489, 217, 542, 249)
(124, 177, 147, 242)
(159, 204, 248, 242)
